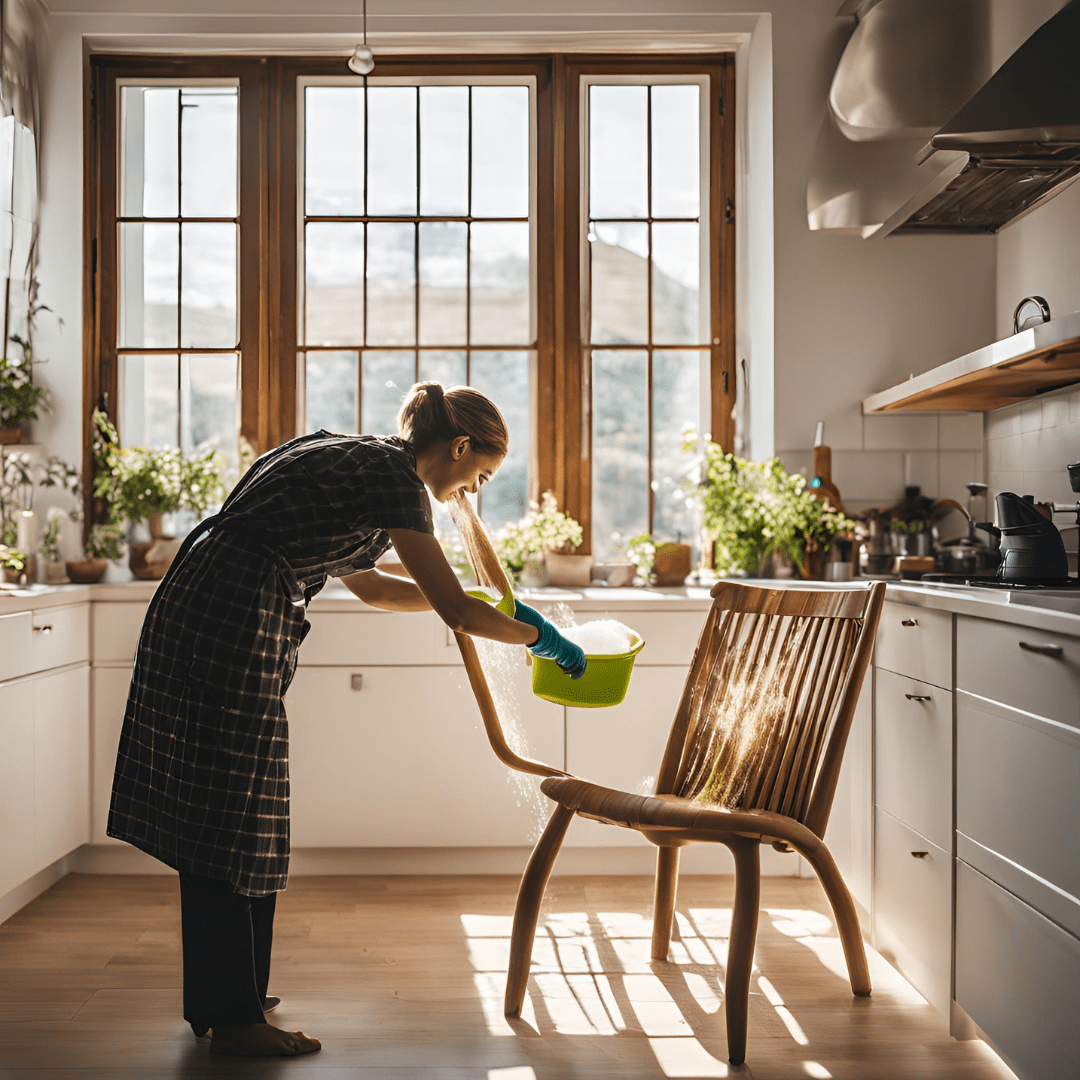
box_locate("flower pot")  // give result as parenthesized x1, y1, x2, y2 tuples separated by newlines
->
(128, 539, 176, 580)
(145, 512, 174, 540)
(0, 425, 24, 445)
(544, 550, 593, 587)
(43, 559, 69, 584)
(65, 558, 108, 584)
(2, 566, 26, 585)
(651, 543, 692, 586)
(519, 553, 547, 589)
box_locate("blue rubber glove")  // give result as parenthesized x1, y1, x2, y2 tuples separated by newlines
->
(514, 599, 587, 680)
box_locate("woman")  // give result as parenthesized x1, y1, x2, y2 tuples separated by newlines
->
(107, 382, 585, 1058)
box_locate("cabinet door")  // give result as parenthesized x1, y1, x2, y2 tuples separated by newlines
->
(875, 601, 952, 690)
(829, 675, 873, 913)
(33, 666, 91, 871)
(91, 668, 133, 844)
(0, 680, 35, 896)
(286, 664, 562, 847)
(564, 666, 686, 847)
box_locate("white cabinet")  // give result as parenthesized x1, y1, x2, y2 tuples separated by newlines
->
(828, 677, 873, 913)
(286, 663, 562, 847)
(564, 666, 687, 847)
(875, 601, 952, 690)
(873, 808, 952, 1016)
(33, 665, 91, 872)
(0, 680, 36, 896)
(91, 667, 132, 845)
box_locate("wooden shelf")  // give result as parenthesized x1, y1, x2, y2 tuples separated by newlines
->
(863, 310, 1080, 413)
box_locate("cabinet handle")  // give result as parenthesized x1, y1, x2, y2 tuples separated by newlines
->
(32, 624, 53, 634)
(910, 851, 929, 859)
(904, 693, 931, 702)
(1018, 641, 1064, 660)
(350, 674, 364, 691)
(901, 618, 918, 627)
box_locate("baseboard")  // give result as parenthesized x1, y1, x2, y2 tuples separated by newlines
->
(0, 856, 75, 925)
(70, 843, 803, 877)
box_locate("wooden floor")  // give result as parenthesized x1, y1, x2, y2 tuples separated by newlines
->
(0, 873, 1017, 1080)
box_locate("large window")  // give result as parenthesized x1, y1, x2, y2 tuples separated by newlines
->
(87, 55, 734, 550)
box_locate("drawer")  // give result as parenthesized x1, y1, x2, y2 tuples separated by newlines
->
(956, 689, 1080, 914)
(26, 604, 89, 674)
(0, 610, 32, 681)
(874, 601, 952, 689)
(300, 611, 435, 666)
(956, 859, 1080, 1080)
(92, 602, 149, 664)
(956, 615, 1080, 729)
(874, 669, 952, 850)
(873, 808, 952, 1017)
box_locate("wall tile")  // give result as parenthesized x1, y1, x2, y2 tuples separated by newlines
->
(1041, 394, 1072, 429)
(1020, 429, 1040, 466)
(777, 450, 811, 479)
(939, 452, 981, 504)
(985, 404, 1023, 440)
(987, 433, 1022, 473)
(939, 412, 984, 450)
(1020, 400, 1044, 432)
(988, 471, 1024, 503)
(831, 450, 904, 504)
(1036, 426, 1079, 473)
(863, 414, 939, 451)
(904, 451, 939, 497)
(1023, 470, 1076, 506)
(1070, 390, 1080, 425)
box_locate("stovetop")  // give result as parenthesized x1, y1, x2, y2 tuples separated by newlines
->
(921, 573, 1080, 593)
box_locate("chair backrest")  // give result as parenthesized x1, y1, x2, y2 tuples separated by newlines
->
(654, 580, 885, 838)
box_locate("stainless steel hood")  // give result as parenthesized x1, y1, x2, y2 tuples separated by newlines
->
(880, 0, 1080, 235)
(808, 0, 1080, 237)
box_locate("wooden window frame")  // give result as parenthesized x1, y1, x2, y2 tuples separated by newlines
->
(85, 53, 735, 549)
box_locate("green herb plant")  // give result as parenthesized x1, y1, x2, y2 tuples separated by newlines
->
(85, 524, 125, 562)
(622, 532, 657, 584)
(494, 491, 583, 582)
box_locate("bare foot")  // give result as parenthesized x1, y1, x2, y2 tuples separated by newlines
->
(210, 1023, 321, 1057)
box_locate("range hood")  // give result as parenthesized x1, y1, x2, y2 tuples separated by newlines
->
(808, 0, 1080, 237)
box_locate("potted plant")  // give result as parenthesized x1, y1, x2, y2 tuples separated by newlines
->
(0, 281, 53, 443)
(0, 542, 26, 584)
(66, 524, 125, 584)
(691, 440, 852, 579)
(39, 508, 67, 583)
(622, 532, 657, 585)
(494, 492, 587, 588)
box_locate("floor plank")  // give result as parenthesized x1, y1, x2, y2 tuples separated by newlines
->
(0, 873, 1017, 1080)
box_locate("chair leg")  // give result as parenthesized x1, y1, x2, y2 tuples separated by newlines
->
(724, 836, 761, 1066)
(803, 841, 872, 997)
(504, 803, 575, 1018)
(651, 846, 681, 960)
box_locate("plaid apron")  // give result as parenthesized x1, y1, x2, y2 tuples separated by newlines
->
(107, 432, 433, 896)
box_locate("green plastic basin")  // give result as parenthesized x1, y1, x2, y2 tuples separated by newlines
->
(531, 636, 645, 708)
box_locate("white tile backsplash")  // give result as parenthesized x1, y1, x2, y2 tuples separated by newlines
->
(1041, 395, 1072, 429)
(831, 450, 905, 503)
(904, 451, 939, 494)
(863, 414, 938, 451)
(939, 452, 983, 503)
(939, 413, 984, 451)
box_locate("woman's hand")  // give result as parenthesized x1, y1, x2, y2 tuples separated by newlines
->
(512, 600, 587, 679)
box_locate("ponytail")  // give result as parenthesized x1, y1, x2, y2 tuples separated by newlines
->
(398, 381, 508, 457)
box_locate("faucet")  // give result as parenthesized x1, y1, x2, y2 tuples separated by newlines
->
(931, 497, 1000, 548)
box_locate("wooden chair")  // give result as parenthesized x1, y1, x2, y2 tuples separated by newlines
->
(455, 579, 885, 1065)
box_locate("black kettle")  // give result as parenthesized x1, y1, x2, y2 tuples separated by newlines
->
(996, 492, 1069, 582)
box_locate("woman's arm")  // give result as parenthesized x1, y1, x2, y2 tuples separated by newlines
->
(385, 528, 538, 647)
(339, 568, 433, 611)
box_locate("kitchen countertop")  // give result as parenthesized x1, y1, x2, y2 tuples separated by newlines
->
(3, 576, 1079, 636)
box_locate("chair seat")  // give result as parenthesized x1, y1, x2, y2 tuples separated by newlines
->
(540, 776, 825, 854)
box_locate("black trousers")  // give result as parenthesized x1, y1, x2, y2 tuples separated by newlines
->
(179, 871, 277, 1035)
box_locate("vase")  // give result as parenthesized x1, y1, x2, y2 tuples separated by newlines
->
(65, 558, 108, 584)
(128, 539, 176, 580)
(145, 513, 173, 540)
(44, 558, 69, 584)
(0, 425, 23, 445)
(544, 550, 593, 587)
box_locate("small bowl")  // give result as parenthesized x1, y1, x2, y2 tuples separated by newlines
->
(65, 558, 108, 584)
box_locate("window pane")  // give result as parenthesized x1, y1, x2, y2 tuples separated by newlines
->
(120, 353, 178, 449)
(471, 350, 529, 530)
(420, 86, 468, 216)
(181, 222, 237, 348)
(305, 222, 364, 346)
(306, 87, 365, 216)
(590, 221, 648, 345)
(592, 349, 648, 561)
(120, 87, 178, 218)
(651, 85, 700, 218)
(181, 353, 239, 465)
(306, 350, 358, 434)
(418, 221, 467, 346)
(180, 87, 238, 218)
(652, 222, 701, 345)
(361, 350, 415, 434)
(119, 221, 178, 348)
(367, 222, 416, 345)
(653, 350, 701, 550)
(418, 349, 466, 386)
(589, 85, 647, 219)
(471, 86, 529, 218)
(470, 222, 530, 345)
(367, 88, 417, 217)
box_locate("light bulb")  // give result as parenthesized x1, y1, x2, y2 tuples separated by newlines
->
(348, 44, 375, 75)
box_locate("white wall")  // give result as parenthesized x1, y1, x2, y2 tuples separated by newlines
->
(33, 0, 1002, 519)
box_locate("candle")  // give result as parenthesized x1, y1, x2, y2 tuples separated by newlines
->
(16, 510, 35, 553)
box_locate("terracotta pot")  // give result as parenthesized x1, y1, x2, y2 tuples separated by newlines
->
(65, 558, 108, 584)
(128, 539, 171, 580)
(2, 566, 25, 585)
(544, 550, 593, 587)
(0, 425, 24, 445)
(652, 543, 692, 586)
(145, 512, 174, 540)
